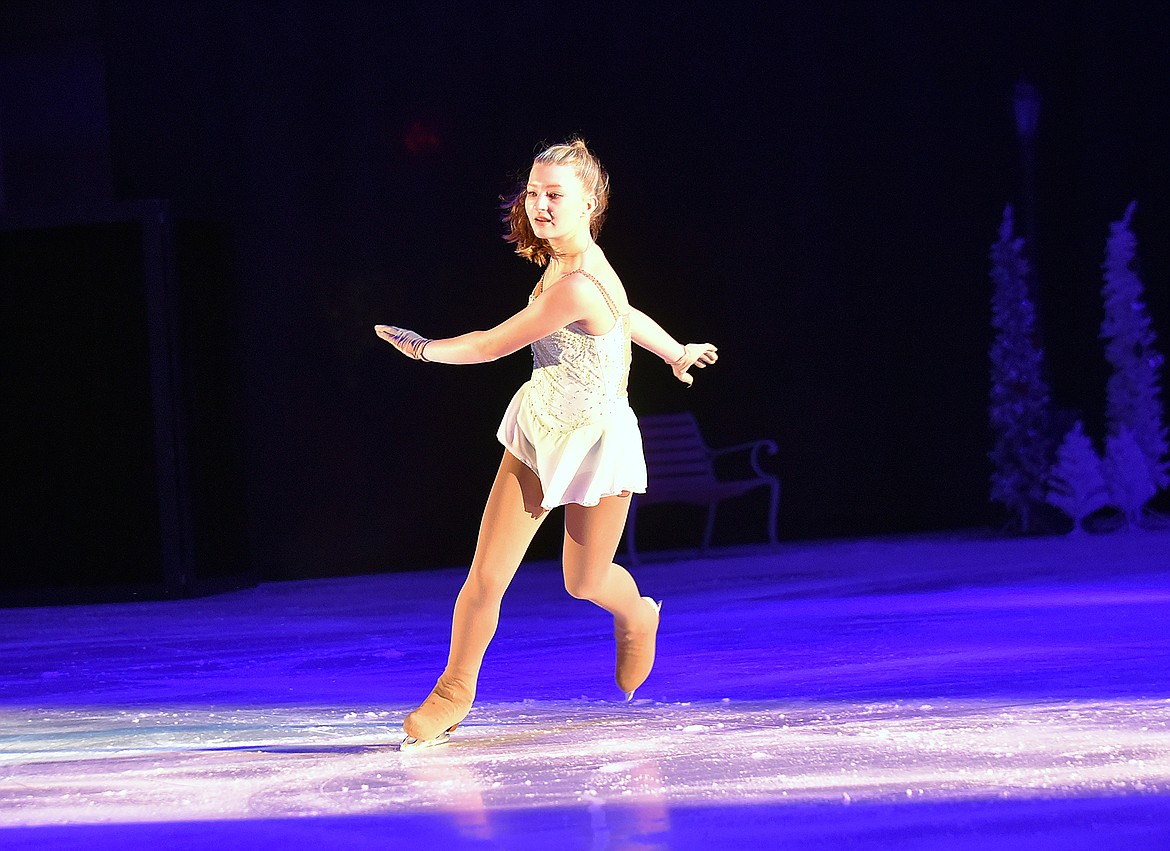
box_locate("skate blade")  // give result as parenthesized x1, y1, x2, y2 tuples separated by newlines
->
(400, 730, 451, 752)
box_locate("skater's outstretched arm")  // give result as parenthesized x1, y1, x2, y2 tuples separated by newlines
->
(629, 307, 718, 386)
(375, 275, 606, 365)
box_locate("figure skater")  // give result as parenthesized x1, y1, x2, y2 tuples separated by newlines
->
(376, 138, 717, 748)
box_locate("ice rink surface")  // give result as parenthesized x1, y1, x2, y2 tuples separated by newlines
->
(2, 530, 1169, 849)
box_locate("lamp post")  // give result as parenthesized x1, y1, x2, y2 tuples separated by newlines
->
(1013, 78, 1041, 278)
(0, 112, 6, 214)
(1011, 77, 1053, 532)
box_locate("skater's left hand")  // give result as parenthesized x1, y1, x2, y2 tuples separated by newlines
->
(671, 343, 718, 386)
(375, 324, 430, 360)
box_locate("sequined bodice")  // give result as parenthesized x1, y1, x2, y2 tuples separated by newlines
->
(526, 271, 633, 431)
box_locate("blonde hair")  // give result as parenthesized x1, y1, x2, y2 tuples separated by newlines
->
(500, 138, 610, 266)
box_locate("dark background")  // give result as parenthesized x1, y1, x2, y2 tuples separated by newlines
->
(2, 0, 1168, 584)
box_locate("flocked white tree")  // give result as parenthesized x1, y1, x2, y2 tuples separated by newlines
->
(989, 205, 1052, 530)
(1103, 425, 1157, 529)
(1100, 201, 1169, 514)
(1046, 421, 1109, 532)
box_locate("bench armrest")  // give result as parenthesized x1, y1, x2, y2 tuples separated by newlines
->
(709, 439, 778, 478)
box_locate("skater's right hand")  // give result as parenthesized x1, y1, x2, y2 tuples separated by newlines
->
(375, 325, 430, 360)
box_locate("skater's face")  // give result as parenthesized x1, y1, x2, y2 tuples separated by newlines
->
(525, 163, 594, 242)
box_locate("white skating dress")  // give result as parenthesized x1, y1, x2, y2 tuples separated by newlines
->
(497, 270, 647, 509)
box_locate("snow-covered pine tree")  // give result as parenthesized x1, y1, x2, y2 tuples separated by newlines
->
(989, 205, 1053, 530)
(1103, 425, 1157, 528)
(1046, 421, 1109, 532)
(1100, 201, 1170, 498)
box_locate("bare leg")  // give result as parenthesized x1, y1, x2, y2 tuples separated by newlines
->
(404, 450, 549, 741)
(563, 495, 661, 697)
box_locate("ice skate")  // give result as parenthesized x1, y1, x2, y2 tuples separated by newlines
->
(615, 597, 662, 701)
(401, 673, 474, 750)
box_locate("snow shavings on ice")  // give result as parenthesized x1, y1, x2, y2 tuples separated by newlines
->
(1, 530, 1168, 846)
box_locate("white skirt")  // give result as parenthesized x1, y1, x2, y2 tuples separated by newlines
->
(496, 380, 647, 510)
